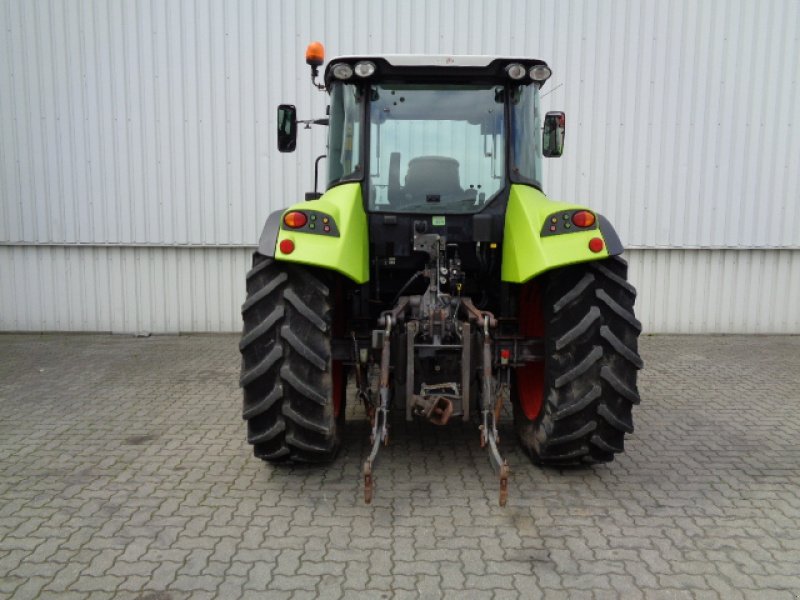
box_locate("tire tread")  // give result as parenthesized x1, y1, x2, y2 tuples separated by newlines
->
(514, 256, 642, 466)
(239, 254, 343, 464)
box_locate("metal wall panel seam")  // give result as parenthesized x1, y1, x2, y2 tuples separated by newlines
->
(665, 0, 686, 248)
(786, 0, 800, 244)
(775, 0, 798, 244)
(736, 0, 763, 249)
(0, 1, 12, 241)
(16, 2, 34, 241)
(31, 1, 50, 243)
(757, 4, 784, 247)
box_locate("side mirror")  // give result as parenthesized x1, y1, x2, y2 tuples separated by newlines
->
(543, 111, 565, 157)
(277, 104, 297, 153)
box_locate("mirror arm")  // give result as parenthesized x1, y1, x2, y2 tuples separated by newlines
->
(297, 117, 330, 130)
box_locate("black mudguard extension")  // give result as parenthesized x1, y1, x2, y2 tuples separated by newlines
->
(598, 214, 625, 256)
(257, 210, 284, 257)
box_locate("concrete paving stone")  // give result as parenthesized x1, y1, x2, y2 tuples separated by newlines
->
(241, 592, 291, 600)
(38, 562, 91, 592)
(176, 548, 213, 577)
(116, 574, 157, 593)
(642, 590, 698, 600)
(608, 573, 645, 599)
(297, 560, 347, 577)
(389, 574, 417, 591)
(393, 560, 441, 576)
(146, 561, 182, 590)
(493, 590, 526, 600)
(68, 574, 124, 593)
(234, 547, 281, 564)
(300, 548, 326, 562)
(0, 536, 45, 552)
(367, 574, 394, 590)
(216, 576, 246, 600)
(343, 592, 391, 600)
(108, 560, 160, 578)
(464, 573, 515, 590)
(0, 576, 24, 596)
(1, 334, 799, 598)
(243, 560, 275, 590)
(289, 591, 321, 600)
(165, 574, 219, 593)
(341, 561, 370, 589)
(324, 547, 370, 562)
(268, 574, 318, 590)
(199, 560, 231, 578)
(442, 590, 493, 600)
(226, 561, 252, 577)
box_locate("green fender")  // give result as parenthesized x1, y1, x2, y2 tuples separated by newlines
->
(501, 184, 624, 284)
(259, 183, 369, 284)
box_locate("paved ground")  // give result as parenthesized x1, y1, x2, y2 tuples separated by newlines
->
(0, 334, 799, 599)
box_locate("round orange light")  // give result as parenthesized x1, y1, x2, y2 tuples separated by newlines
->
(305, 41, 325, 67)
(283, 211, 307, 228)
(588, 237, 604, 253)
(572, 210, 596, 228)
(279, 239, 295, 254)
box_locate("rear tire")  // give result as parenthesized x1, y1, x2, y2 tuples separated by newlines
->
(513, 256, 642, 465)
(239, 254, 345, 463)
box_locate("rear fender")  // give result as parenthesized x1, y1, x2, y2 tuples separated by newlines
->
(257, 183, 369, 284)
(501, 184, 624, 284)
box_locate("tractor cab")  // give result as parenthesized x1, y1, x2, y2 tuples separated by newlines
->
(324, 55, 562, 215)
(281, 52, 565, 218)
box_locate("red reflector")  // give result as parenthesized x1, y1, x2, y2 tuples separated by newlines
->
(283, 211, 307, 228)
(279, 239, 295, 254)
(572, 210, 596, 228)
(588, 237, 604, 253)
(500, 349, 511, 360)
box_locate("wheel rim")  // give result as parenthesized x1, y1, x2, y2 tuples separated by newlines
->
(517, 280, 545, 421)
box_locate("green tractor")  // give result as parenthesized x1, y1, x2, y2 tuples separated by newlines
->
(240, 43, 642, 505)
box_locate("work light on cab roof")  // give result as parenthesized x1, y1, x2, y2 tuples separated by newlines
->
(241, 42, 642, 508)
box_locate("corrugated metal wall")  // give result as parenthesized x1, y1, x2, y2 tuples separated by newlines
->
(1, 0, 798, 332)
(2, 246, 799, 334)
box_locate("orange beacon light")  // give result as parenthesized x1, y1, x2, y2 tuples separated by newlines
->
(305, 42, 325, 67)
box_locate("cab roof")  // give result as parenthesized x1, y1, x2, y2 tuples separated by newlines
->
(323, 55, 550, 88)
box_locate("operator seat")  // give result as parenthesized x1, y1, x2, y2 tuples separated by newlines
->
(402, 156, 463, 205)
